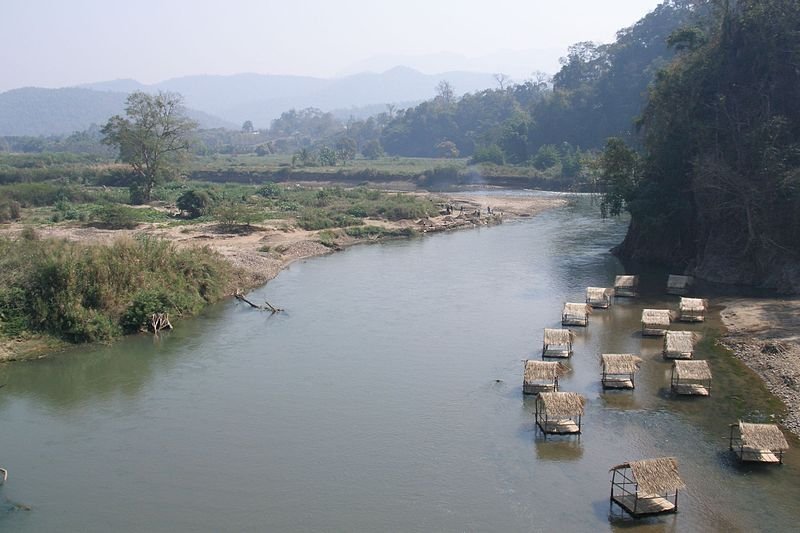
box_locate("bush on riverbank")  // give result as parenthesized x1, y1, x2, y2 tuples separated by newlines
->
(0, 234, 231, 342)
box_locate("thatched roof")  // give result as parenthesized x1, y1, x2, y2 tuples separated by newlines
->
(680, 297, 708, 312)
(543, 328, 574, 345)
(673, 360, 712, 380)
(614, 275, 638, 288)
(739, 422, 789, 451)
(642, 309, 672, 325)
(586, 287, 613, 300)
(667, 275, 693, 289)
(611, 457, 685, 495)
(524, 360, 567, 382)
(601, 354, 642, 374)
(665, 331, 696, 353)
(538, 391, 586, 417)
(563, 302, 591, 316)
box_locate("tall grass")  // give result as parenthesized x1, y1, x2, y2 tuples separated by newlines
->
(0, 234, 232, 342)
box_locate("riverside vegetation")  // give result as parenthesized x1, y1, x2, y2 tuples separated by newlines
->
(0, 177, 445, 356)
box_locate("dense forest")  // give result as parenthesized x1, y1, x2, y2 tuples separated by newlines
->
(610, 0, 800, 292)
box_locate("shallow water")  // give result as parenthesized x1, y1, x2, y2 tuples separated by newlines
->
(0, 194, 797, 532)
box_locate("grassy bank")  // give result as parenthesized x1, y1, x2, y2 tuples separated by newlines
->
(0, 233, 234, 345)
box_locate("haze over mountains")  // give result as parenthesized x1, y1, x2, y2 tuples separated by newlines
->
(0, 67, 503, 136)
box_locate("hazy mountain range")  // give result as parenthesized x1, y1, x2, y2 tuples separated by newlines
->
(0, 67, 503, 136)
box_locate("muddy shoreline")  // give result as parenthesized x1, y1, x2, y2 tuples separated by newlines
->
(719, 297, 800, 436)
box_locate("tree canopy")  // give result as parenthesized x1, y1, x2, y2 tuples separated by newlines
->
(102, 91, 197, 203)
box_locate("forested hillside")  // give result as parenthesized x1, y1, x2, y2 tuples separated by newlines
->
(378, 0, 697, 159)
(613, 0, 800, 291)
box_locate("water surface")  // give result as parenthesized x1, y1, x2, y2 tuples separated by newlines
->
(0, 194, 797, 532)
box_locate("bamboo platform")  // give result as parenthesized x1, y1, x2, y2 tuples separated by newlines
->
(602, 377, 634, 389)
(735, 447, 781, 463)
(612, 494, 676, 516)
(538, 418, 581, 434)
(542, 348, 570, 358)
(672, 383, 709, 396)
(523, 383, 557, 395)
(642, 327, 668, 336)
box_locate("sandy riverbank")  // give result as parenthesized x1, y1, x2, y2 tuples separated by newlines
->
(719, 297, 800, 436)
(0, 191, 567, 361)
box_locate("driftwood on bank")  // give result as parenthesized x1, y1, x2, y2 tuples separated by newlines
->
(234, 289, 283, 313)
(150, 313, 172, 333)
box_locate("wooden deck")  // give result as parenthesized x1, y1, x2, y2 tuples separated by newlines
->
(672, 383, 709, 396)
(612, 494, 676, 516)
(562, 318, 588, 327)
(679, 315, 704, 323)
(538, 418, 580, 434)
(542, 348, 571, 358)
(663, 351, 692, 360)
(735, 447, 781, 463)
(523, 383, 556, 395)
(615, 289, 637, 298)
(602, 377, 634, 389)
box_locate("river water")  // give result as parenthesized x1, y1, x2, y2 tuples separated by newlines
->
(1, 193, 798, 532)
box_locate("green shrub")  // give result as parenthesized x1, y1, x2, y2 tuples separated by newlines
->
(177, 189, 216, 218)
(0, 235, 232, 343)
(91, 205, 140, 229)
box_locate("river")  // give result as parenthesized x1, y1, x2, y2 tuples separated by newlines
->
(1, 193, 798, 532)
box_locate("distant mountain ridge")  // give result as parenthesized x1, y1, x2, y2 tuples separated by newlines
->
(80, 67, 499, 128)
(0, 87, 233, 136)
(0, 67, 501, 136)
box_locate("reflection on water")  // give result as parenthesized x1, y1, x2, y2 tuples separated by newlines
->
(0, 193, 797, 532)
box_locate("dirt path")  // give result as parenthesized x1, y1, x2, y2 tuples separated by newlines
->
(719, 297, 800, 436)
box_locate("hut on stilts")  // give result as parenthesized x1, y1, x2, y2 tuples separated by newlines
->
(641, 309, 672, 336)
(670, 360, 712, 396)
(614, 275, 639, 297)
(609, 457, 684, 517)
(586, 287, 613, 309)
(729, 421, 789, 464)
(663, 331, 696, 359)
(666, 275, 693, 295)
(534, 391, 586, 435)
(523, 360, 567, 395)
(601, 354, 642, 389)
(679, 297, 708, 322)
(542, 328, 575, 358)
(562, 303, 591, 327)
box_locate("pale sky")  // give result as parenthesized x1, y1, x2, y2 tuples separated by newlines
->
(0, 0, 663, 91)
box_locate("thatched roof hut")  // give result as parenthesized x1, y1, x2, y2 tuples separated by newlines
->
(663, 331, 696, 359)
(666, 275, 693, 295)
(586, 287, 613, 308)
(671, 360, 712, 396)
(614, 275, 639, 297)
(601, 354, 642, 389)
(542, 328, 575, 358)
(641, 309, 672, 336)
(679, 297, 708, 322)
(730, 421, 789, 463)
(601, 354, 642, 374)
(610, 457, 684, 517)
(562, 302, 591, 327)
(523, 360, 567, 395)
(535, 391, 586, 435)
